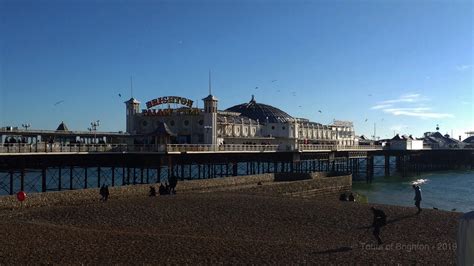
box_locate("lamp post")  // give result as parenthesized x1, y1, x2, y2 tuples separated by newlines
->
(88, 120, 100, 144)
(22, 123, 31, 131)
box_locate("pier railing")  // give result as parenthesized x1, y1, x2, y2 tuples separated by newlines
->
(298, 144, 383, 151)
(0, 143, 424, 154)
(0, 143, 281, 154)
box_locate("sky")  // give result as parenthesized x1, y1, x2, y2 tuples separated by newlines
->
(1, 0, 473, 139)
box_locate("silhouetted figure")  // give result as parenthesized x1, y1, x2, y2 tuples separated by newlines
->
(99, 184, 107, 201)
(348, 193, 355, 202)
(169, 175, 178, 194)
(159, 183, 168, 195)
(104, 185, 110, 201)
(413, 185, 422, 214)
(149, 186, 156, 197)
(339, 193, 347, 201)
(370, 207, 387, 245)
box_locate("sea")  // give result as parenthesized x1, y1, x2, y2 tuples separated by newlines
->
(2, 160, 473, 213)
(352, 170, 474, 213)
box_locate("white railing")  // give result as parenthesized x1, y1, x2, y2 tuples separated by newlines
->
(0, 143, 166, 153)
(0, 143, 390, 154)
(298, 144, 334, 151)
(335, 145, 383, 151)
(166, 144, 280, 152)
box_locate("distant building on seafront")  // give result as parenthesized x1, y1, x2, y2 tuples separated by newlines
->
(389, 134, 423, 150)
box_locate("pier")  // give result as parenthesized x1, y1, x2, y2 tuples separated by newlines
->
(1, 144, 473, 196)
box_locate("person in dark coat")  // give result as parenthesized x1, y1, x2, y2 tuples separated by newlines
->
(169, 175, 178, 194)
(99, 184, 106, 201)
(104, 185, 110, 201)
(348, 193, 355, 202)
(149, 186, 157, 197)
(413, 185, 422, 214)
(370, 207, 387, 245)
(159, 183, 167, 195)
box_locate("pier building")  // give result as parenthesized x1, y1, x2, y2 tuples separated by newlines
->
(125, 94, 356, 149)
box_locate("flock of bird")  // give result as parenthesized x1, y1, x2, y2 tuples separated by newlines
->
(53, 79, 381, 124)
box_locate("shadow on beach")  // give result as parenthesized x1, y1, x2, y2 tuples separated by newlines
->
(356, 213, 419, 230)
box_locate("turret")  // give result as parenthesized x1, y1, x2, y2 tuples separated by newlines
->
(202, 94, 218, 145)
(125, 98, 140, 134)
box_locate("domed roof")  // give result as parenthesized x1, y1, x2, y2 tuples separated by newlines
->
(225, 95, 293, 124)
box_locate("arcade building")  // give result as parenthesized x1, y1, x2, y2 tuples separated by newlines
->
(125, 93, 356, 149)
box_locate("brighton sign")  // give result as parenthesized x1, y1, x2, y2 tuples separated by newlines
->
(143, 96, 198, 116)
(146, 96, 194, 109)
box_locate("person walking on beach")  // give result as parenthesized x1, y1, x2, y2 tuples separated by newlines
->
(99, 184, 106, 201)
(413, 185, 422, 214)
(369, 207, 387, 245)
(169, 175, 178, 194)
(149, 186, 156, 197)
(104, 185, 110, 201)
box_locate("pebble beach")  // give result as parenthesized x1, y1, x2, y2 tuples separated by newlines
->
(0, 176, 461, 264)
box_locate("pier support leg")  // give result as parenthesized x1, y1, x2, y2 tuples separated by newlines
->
(157, 167, 161, 183)
(21, 169, 25, 192)
(9, 171, 13, 195)
(42, 168, 47, 192)
(181, 164, 185, 181)
(97, 167, 101, 187)
(58, 167, 61, 191)
(84, 167, 88, 189)
(384, 156, 390, 177)
(70, 166, 73, 190)
(232, 163, 238, 176)
(112, 167, 115, 187)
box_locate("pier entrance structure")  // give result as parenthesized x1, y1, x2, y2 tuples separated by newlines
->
(125, 93, 356, 150)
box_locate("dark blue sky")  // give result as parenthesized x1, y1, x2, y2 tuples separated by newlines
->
(1, 0, 472, 138)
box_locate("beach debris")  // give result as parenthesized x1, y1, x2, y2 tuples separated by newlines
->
(16, 191, 26, 202)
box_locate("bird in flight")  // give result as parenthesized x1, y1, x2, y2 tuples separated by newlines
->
(368, 94, 372, 97)
(54, 100, 64, 106)
(255, 87, 259, 90)
(318, 110, 322, 113)
(271, 80, 277, 82)
(365, 118, 368, 122)
(118, 93, 122, 97)
(298, 105, 302, 108)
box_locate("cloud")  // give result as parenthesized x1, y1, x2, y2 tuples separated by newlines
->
(379, 93, 426, 104)
(371, 93, 453, 119)
(456, 65, 472, 71)
(382, 107, 454, 119)
(371, 104, 392, 110)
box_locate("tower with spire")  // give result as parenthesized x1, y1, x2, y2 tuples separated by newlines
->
(203, 70, 218, 145)
(125, 98, 140, 134)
